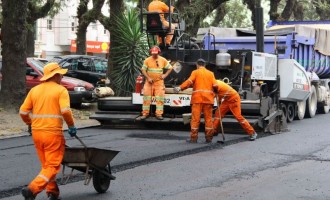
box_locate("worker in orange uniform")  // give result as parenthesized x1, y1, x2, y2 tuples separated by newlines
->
(148, 0, 176, 46)
(213, 80, 257, 141)
(137, 46, 173, 120)
(174, 59, 218, 143)
(19, 63, 77, 200)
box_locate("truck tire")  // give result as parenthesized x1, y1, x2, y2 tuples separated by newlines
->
(318, 84, 330, 114)
(305, 85, 317, 118)
(295, 100, 306, 120)
(287, 103, 295, 123)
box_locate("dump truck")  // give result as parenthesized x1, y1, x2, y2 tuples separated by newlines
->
(91, 4, 330, 133)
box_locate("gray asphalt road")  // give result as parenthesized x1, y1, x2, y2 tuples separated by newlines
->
(0, 124, 246, 198)
(3, 113, 330, 200)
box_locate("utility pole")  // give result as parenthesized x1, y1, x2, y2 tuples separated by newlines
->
(255, 0, 264, 52)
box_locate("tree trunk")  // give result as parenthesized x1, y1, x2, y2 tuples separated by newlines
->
(280, 0, 297, 20)
(211, 5, 227, 27)
(0, 0, 28, 112)
(26, 28, 35, 57)
(108, 0, 125, 78)
(76, 23, 88, 55)
(293, 2, 304, 20)
(243, 0, 256, 29)
(269, 0, 281, 21)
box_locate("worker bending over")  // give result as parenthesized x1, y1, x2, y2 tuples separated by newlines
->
(174, 59, 218, 143)
(148, 0, 176, 46)
(213, 80, 257, 141)
(19, 63, 77, 200)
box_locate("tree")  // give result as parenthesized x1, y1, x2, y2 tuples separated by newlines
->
(110, 10, 149, 96)
(0, 0, 28, 111)
(26, 0, 60, 57)
(98, 0, 125, 79)
(180, 0, 230, 36)
(312, 0, 330, 20)
(76, 0, 106, 55)
(219, 0, 252, 28)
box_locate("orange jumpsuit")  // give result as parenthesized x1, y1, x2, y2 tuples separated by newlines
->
(213, 80, 255, 135)
(180, 67, 218, 141)
(19, 81, 74, 197)
(148, 0, 175, 45)
(141, 55, 172, 117)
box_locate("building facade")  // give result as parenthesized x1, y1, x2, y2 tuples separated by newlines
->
(35, 0, 110, 59)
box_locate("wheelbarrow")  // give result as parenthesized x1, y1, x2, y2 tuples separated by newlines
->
(61, 135, 120, 193)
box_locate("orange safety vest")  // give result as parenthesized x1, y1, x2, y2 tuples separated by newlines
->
(148, 0, 174, 22)
(19, 81, 74, 132)
(142, 55, 172, 85)
(216, 80, 239, 101)
(180, 67, 217, 104)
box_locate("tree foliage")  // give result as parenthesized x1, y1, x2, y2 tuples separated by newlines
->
(218, 0, 252, 28)
(110, 10, 149, 96)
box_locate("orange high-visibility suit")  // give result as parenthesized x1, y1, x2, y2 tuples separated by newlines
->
(213, 80, 255, 136)
(179, 67, 218, 142)
(141, 55, 172, 117)
(19, 81, 74, 197)
(148, 0, 175, 45)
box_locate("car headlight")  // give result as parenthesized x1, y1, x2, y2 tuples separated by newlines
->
(74, 87, 86, 92)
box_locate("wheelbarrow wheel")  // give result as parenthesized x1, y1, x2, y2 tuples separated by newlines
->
(93, 164, 111, 193)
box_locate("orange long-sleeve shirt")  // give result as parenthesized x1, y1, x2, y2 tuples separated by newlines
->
(148, 0, 174, 22)
(142, 55, 172, 85)
(19, 81, 74, 133)
(216, 80, 239, 102)
(180, 67, 218, 104)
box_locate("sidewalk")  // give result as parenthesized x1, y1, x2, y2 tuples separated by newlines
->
(0, 104, 100, 139)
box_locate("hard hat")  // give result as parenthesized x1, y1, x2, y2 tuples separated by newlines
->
(40, 63, 68, 81)
(150, 46, 161, 55)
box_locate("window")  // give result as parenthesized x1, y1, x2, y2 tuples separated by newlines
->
(47, 19, 53, 30)
(93, 59, 107, 73)
(104, 28, 107, 35)
(71, 22, 75, 31)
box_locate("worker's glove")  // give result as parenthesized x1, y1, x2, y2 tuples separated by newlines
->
(173, 87, 181, 93)
(68, 126, 77, 137)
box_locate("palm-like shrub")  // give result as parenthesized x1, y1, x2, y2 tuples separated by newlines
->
(110, 10, 149, 96)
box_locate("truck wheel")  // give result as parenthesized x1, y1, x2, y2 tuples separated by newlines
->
(280, 103, 288, 122)
(93, 164, 111, 193)
(295, 100, 306, 120)
(305, 85, 317, 118)
(287, 103, 295, 123)
(319, 85, 330, 114)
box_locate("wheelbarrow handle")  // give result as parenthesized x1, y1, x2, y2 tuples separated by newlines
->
(75, 135, 87, 148)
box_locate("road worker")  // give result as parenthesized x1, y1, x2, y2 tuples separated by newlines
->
(19, 63, 77, 200)
(148, 0, 176, 46)
(137, 46, 173, 120)
(213, 80, 257, 141)
(174, 59, 218, 143)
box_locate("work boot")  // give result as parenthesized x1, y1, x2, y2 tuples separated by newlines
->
(186, 139, 197, 143)
(249, 132, 258, 141)
(136, 115, 148, 120)
(156, 115, 163, 120)
(21, 187, 35, 200)
(48, 193, 61, 200)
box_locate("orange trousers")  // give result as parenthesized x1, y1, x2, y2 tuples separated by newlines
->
(142, 82, 165, 117)
(213, 95, 255, 135)
(157, 20, 175, 45)
(28, 130, 65, 197)
(191, 103, 214, 141)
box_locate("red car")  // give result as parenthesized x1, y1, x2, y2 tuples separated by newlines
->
(0, 57, 95, 107)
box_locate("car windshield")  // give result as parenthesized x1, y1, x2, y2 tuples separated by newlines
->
(28, 59, 45, 74)
(93, 59, 107, 73)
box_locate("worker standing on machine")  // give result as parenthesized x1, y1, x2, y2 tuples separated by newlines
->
(174, 59, 218, 143)
(137, 46, 173, 120)
(213, 80, 258, 141)
(148, 0, 176, 47)
(19, 63, 77, 200)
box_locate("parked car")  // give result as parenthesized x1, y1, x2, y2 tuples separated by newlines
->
(0, 57, 96, 107)
(50, 55, 108, 86)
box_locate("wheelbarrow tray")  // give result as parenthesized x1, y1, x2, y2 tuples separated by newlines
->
(62, 147, 119, 172)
